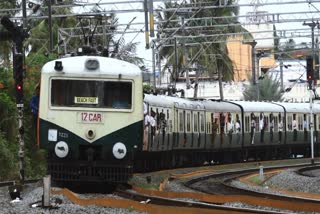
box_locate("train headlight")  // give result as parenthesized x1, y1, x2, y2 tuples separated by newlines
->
(112, 142, 127, 159)
(54, 141, 69, 158)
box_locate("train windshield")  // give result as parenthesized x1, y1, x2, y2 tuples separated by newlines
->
(51, 79, 132, 109)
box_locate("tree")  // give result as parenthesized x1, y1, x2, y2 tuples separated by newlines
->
(156, 0, 247, 99)
(243, 74, 283, 101)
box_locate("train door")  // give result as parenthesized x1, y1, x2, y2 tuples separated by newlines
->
(205, 112, 213, 149)
(177, 109, 186, 148)
(199, 111, 206, 148)
(272, 113, 279, 143)
(192, 111, 199, 148)
(287, 113, 294, 143)
(157, 108, 168, 151)
(185, 110, 192, 148)
(243, 113, 251, 147)
(165, 109, 173, 151)
(173, 107, 179, 149)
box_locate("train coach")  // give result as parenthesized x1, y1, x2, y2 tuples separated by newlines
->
(38, 56, 144, 183)
(135, 94, 320, 171)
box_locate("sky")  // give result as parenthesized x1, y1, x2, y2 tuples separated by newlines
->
(75, 0, 320, 71)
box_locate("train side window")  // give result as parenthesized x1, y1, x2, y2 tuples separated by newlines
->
(186, 112, 191, 132)
(167, 110, 169, 119)
(245, 115, 250, 133)
(179, 111, 184, 132)
(298, 115, 303, 131)
(287, 115, 293, 131)
(193, 112, 198, 132)
(200, 113, 205, 133)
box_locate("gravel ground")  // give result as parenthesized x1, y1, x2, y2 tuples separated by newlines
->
(1, 168, 319, 213)
(0, 182, 145, 214)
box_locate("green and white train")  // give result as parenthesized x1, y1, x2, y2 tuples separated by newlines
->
(38, 54, 320, 184)
(38, 56, 144, 183)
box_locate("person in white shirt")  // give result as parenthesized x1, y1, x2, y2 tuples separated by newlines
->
(227, 117, 234, 144)
(235, 114, 241, 144)
(259, 113, 265, 143)
(303, 115, 307, 142)
(250, 113, 256, 144)
(293, 114, 297, 141)
(278, 114, 283, 143)
(270, 113, 274, 143)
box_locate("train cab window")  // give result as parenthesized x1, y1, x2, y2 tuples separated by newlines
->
(193, 113, 198, 132)
(51, 79, 132, 109)
(186, 113, 191, 132)
(287, 115, 293, 131)
(179, 111, 184, 132)
(245, 116, 250, 133)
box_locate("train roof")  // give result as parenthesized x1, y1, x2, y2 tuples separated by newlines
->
(230, 101, 285, 113)
(144, 94, 204, 110)
(41, 56, 142, 76)
(202, 100, 241, 113)
(275, 102, 320, 113)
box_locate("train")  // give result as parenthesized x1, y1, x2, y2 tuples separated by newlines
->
(38, 53, 320, 184)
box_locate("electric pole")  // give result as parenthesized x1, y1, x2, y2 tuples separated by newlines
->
(303, 21, 317, 165)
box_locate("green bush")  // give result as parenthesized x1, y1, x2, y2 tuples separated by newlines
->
(0, 132, 18, 180)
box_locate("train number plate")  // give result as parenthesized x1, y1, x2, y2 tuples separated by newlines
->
(78, 112, 104, 123)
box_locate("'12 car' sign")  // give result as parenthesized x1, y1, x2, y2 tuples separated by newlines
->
(78, 112, 103, 123)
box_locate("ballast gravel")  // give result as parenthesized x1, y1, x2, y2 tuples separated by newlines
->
(1, 168, 319, 214)
(0, 182, 145, 214)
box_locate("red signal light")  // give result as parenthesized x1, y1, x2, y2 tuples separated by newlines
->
(16, 84, 22, 90)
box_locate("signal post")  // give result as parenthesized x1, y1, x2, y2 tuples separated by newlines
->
(1, 15, 29, 185)
(306, 56, 315, 165)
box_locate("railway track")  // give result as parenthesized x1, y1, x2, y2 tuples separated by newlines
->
(185, 163, 320, 213)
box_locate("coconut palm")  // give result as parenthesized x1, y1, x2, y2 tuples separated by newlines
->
(156, 0, 249, 99)
(243, 74, 283, 101)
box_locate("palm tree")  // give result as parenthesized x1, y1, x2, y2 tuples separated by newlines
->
(243, 74, 283, 101)
(156, 0, 247, 99)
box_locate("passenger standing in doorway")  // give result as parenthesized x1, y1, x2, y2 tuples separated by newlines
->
(30, 85, 40, 135)
(293, 114, 297, 141)
(250, 113, 256, 144)
(227, 117, 233, 144)
(259, 113, 265, 143)
(220, 113, 225, 144)
(212, 116, 219, 146)
(235, 114, 241, 144)
(278, 114, 283, 143)
(303, 115, 307, 142)
(270, 114, 274, 143)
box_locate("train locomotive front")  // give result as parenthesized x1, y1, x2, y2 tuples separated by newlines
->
(38, 56, 143, 183)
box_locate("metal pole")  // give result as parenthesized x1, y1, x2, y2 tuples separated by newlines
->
(48, 0, 53, 52)
(144, 0, 149, 49)
(174, 37, 178, 88)
(157, 49, 161, 86)
(311, 24, 315, 165)
(181, 16, 190, 89)
(152, 40, 156, 90)
(280, 55, 284, 92)
(148, 0, 154, 37)
(303, 21, 316, 164)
